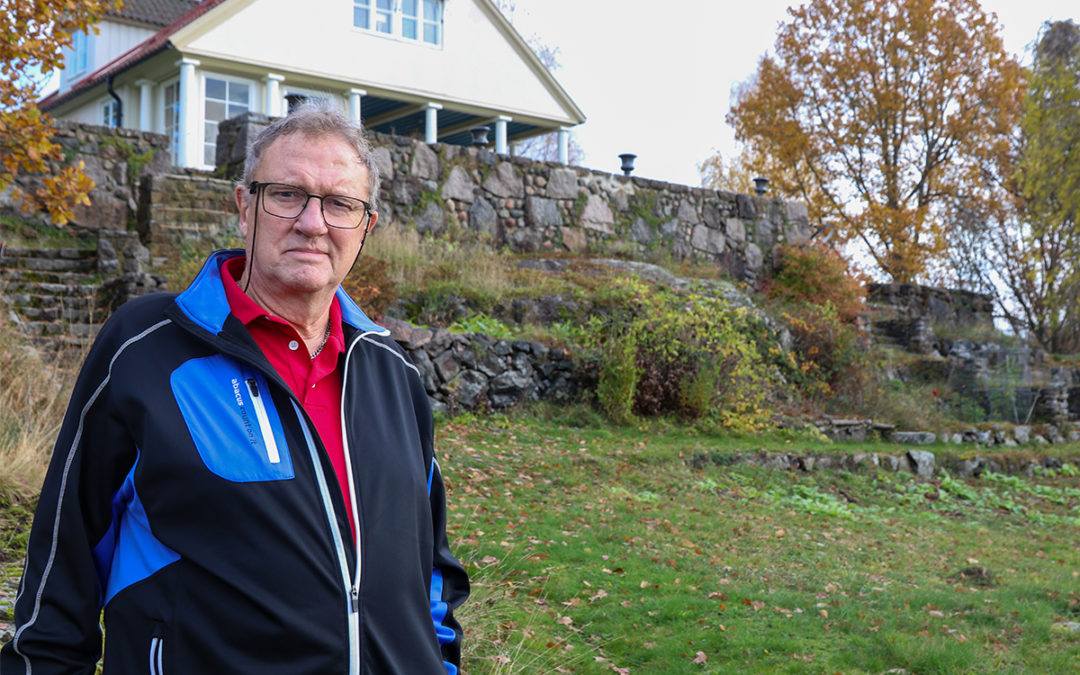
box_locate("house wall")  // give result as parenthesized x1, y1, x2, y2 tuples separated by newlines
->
(180, 0, 574, 123)
(60, 21, 156, 93)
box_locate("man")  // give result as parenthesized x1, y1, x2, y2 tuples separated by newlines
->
(1, 102, 468, 674)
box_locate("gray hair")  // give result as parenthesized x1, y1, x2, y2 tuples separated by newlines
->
(240, 99, 380, 212)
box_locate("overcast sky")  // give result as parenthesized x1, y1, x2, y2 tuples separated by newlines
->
(506, 0, 1080, 187)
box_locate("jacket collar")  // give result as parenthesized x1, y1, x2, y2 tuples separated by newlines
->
(174, 249, 389, 337)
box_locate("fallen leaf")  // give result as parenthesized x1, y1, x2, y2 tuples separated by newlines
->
(692, 651, 708, 664)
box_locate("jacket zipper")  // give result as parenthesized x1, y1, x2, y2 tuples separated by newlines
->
(291, 399, 361, 675)
(340, 335, 371, 624)
(246, 377, 281, 464)
(149, 636, 163, 675)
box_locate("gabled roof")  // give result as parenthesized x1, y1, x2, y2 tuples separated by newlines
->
(105, 0, 201, 28)
(39, 0, 227, 111)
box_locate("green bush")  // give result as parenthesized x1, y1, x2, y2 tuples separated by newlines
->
(584, 276, 774, 425)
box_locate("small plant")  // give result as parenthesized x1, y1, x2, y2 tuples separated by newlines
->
(448, 313, 515, 339)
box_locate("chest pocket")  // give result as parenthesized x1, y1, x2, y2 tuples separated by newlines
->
(171, 355, 295, 482)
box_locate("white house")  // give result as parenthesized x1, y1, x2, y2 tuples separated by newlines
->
(40, 0, 585, 169)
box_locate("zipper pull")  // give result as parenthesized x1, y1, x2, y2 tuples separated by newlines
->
(350, 585, 359, 612)
(246, 378, 259, 397)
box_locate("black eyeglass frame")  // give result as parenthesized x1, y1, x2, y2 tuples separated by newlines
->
(248, 181, 374, 230)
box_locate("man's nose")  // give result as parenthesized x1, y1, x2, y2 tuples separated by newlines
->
(294, 196, 329, 234)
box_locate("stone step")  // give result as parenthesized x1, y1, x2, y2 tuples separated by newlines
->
(0, 270, 102, 287)
(11, 305, 100, 323)
(0, 244, 96, 261)
(1, 291, 97, 308)
(11, 319, 100, 339)
(0, 255, 97, 274)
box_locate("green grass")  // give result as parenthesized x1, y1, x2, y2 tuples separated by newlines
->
(443, 410, 1080, 674)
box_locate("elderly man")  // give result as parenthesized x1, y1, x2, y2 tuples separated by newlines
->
(1, 102, 468, 674)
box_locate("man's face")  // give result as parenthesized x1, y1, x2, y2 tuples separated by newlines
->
(235, 132, 377, 305)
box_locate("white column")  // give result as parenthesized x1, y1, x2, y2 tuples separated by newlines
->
(558, 127, 570, 164)
(425, 103, 442, 144)
(135, 79, 154, 132)
(264, 73, 285, 117)
(349, 88, 367, 123)
(494, 115, 511, 155)
(177, 57, 201, 168)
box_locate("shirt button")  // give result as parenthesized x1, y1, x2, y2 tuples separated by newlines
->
(288, 340, 299, 351)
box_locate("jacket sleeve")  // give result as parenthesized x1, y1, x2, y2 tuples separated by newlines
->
(426, 455, 470, 675)
(0, 325, 139, 674)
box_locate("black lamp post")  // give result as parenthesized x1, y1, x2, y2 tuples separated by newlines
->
(469, 126, 490, 146)
(753, 176, 769, 195)
(619, 153, 637, 176)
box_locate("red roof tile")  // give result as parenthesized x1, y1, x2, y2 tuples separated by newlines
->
(106, 0, 201, 28)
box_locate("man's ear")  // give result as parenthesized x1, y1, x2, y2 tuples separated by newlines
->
(364, 210, 379, 237)
(235, 185, 251, 239)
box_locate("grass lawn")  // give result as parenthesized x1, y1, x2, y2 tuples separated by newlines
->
(444, 412, 1080, 674)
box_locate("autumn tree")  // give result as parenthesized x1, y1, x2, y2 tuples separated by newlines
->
(722, 0, 1024, 283)
(1, 0, 120, 225)
(994, 20, 1080, 352)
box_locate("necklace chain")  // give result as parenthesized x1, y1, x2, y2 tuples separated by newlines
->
(310, 321, 332, 360)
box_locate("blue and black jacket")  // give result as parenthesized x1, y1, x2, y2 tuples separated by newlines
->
(1, 250, 468, 674)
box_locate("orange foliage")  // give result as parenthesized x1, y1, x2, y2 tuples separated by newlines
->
(1, 0, 122, 225)
(725, 0, 1024, 283)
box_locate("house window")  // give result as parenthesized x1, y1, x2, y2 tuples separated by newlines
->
(354, 0, 442, 45)
(203, 76, 250, 167)
(71, 30, 89, 75)
(163, 81, 180, 164)
(102, 99, 119, 127)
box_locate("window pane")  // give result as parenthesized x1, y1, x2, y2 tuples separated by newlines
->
(204, 144, 216, 166)
(403, 18, 417, 39)
(423, 22, 438, 44)
(228, 82, 249, 105)
(403, 0, 418, 17)
(205, 78, 226, 101)
(227, 102, 249, 119)
(205, 100, 226, 122)
(376, 0, 391, 8)
(375, 13, 390, 33)
(205, 121, 216, 139)
(353, 7, 368, 27)
(423, 0, 440, 21)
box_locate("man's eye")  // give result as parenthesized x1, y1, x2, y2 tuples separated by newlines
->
(326, 197, 359, 212)
(269, 187, 304, 201)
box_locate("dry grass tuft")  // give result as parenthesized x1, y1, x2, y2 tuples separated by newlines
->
(0, 319, 80, 503)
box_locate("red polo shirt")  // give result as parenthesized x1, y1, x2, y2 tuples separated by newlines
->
(221, 257, 355, 540)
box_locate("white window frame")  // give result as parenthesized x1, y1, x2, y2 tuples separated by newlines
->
(353, 0, 442, 47)
(201, 73, 253, 170)
(71, 30, 90, 76)
(102, 98, 120, 127)
(161, 78, 181, 166)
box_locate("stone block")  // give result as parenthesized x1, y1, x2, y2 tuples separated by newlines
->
(906, 449, 936, 479)
(690, 225, 725, 255)
(440, 165, 475, 203)
(547, 168, 580, 199)
(526, 196, 563, 229)
(581, 195, 614, 233)
(410, 143, 440, 180)
(483, 161, 524, 198)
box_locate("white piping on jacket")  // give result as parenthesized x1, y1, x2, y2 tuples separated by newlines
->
(292, 399, 360, 675)
(11, 319, 173, 675)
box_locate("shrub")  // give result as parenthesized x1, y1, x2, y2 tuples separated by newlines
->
(767, 242, 866, 323)
(767, 242, 869, 407)
(584, 276, 775, 424)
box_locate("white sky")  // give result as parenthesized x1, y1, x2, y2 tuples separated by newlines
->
(506, 0, 1080, 187)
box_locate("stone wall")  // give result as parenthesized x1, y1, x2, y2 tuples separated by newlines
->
(0, 121, 171, 231)
(5, 118, 813, 287)
(217, 113, 812, 285)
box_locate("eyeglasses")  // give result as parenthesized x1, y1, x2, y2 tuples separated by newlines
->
(249, 181, 373, 230)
